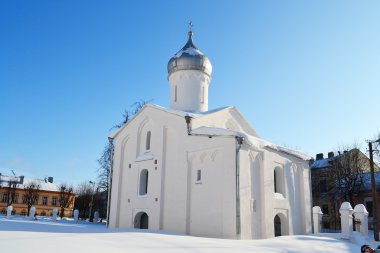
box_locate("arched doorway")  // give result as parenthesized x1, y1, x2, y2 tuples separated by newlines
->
(134, 212, 149, 229)
(274, 215, 282, 237)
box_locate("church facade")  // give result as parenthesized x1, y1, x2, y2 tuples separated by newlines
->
(108, 29, 312, 239)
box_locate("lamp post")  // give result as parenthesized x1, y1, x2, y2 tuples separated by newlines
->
(89, 181, 96, 222)
(368, 138, 380, 241)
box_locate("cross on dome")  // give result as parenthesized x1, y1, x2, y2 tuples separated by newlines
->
(167, 23, 212, 78)
(188, 21, 193, 32)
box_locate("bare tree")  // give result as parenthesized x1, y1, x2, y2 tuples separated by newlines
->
(74, 181, 94, 219)
(113, 100, 150, 129)
(330, 147, 367, 207)
(97, 142, 114, 193)
(97, 100, 150, 210)
(58, 183, 74, 219)
(6, 177, 18, 206)
(23, 181, 40, 216)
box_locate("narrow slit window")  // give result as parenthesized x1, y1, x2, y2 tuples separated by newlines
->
(146, 131, 151, 150)
(139, 169, 149, 195)
(274, 167, 285, 196)
(174, 86, 177, 102)
(201, 86, 205, 103)
(196, 169, 201, 182)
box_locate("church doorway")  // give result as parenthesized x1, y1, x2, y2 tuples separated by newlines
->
(274, 215, 282, 236)
(134, 212, 149, 229)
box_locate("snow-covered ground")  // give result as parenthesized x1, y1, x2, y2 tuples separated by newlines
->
(0, 215, 377, 252)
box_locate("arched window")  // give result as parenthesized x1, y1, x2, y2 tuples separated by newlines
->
(139, 169, 149, 195)
(146, 131, 151, 150)
(274, 167, 285, 196)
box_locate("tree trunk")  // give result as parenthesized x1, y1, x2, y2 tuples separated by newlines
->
(348, 192, 355, 208)
(60, 207, 64, 219)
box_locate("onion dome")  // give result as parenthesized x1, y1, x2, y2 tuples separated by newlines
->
(167, 31, 212, 78)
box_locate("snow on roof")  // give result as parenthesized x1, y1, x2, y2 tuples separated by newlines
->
(191, 126, 243, 137)
(192, 126, 312, 161)
(23, 178, 59, 192)
(311, 158, 334, 169)
(0, 175, 60, 192)
(175, 47, 203, 58)
(109, 104, 232, 139)
(109, 104, 310, 160)
(147, 104, 231, 118)
(311, 149, 375, 170)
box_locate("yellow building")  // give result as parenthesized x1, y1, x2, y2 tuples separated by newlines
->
(0, 174, 75, 217)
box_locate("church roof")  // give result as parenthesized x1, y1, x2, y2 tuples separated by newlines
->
(109, 104, 235, 140)
(192, 126, 311, 161)
(109, 104, 311, 161)
(109, 103, 260, 139)
(149, 104, 230, 118)
(167, 30, 212, 78)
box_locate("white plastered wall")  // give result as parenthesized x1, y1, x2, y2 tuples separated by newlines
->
(109, 106, 312, 239)
(169, 70, 210, 112)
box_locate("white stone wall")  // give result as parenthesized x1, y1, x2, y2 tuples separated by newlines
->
(238, 147, 311, 239)
(109, 106, 312, 240)
(169, 70, 210, 112)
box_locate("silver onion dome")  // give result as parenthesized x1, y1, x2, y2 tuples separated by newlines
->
(167, 31, 212, 78)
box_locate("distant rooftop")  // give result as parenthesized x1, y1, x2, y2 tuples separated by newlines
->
(0, 174, 59, 192)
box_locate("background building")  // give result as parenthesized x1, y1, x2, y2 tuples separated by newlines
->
(311, 149, 380, 231)
(0, 173, 75, 217)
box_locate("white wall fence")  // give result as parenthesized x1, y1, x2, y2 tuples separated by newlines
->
(313, 202, 369, 237)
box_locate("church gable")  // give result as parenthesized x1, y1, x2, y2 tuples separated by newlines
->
(109, 104, 187, 141)
(193, 107, 259, 138)
(225, 108, 259, 137)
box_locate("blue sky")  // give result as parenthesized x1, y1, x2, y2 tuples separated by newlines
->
(1, 1, 379, 185)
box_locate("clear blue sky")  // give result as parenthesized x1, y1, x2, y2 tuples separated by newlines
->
(1, 1, 379, 185)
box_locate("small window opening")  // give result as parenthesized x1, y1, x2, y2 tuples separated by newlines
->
(174, 86, 177, 102)
(196, 169, 201, 182)
(146, 131, 151, 150)
(139, 169, 149, 195)
(274, 171, 277, 192)
(201, 86, 205, 104)
(320, 179, 327, 193)
(274, 167, 285, 196)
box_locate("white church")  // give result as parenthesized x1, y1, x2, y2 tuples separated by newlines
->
(108, 28, 312, 239)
